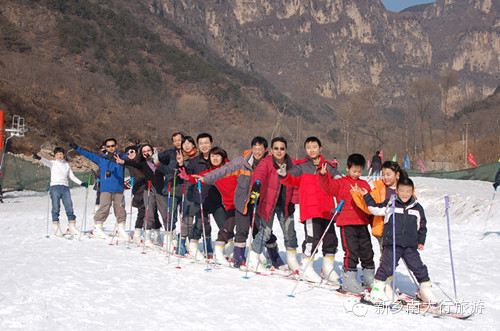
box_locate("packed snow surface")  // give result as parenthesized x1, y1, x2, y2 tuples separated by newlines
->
(0, 177, 498, 330)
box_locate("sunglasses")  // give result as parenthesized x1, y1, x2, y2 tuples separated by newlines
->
(273, 147, 286, 151)
(126, 150, 136, 155)
(106, 144, 116, 148)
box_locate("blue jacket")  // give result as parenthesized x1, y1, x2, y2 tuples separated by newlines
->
(76, 147, 125, 193)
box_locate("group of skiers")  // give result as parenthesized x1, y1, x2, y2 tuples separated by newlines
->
(33, 132, 456, 304)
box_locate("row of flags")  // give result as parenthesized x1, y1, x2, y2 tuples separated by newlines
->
(377, 149, 479, 173)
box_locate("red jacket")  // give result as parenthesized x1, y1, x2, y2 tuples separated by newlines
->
(251, 154, 299, 222)
(185, 165, 237, 211)
(318, 173, 371, 227)
(280, 155, 342, 223)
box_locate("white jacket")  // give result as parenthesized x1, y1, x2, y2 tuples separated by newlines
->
(41, 158, 82, 187)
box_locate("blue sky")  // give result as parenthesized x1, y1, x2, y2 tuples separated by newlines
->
(380, 0, 436, 12)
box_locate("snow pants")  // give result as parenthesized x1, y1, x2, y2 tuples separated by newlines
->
(94, 192, 126, 224)
(375, 246, 430, 283)
(340, 225, 375, 271)
(143, 191, 168, 230)
(252, 205, 297, 254)
(302, 217, 338, 257)
(216, 208, 235, 243)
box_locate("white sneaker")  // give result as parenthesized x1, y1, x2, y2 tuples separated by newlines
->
(53, 223, 63, 237)
(68, 222, 81, 236)
(93, 223, 109, 239)
(117, 223, 129, 240)
(132, 228, 142, 244)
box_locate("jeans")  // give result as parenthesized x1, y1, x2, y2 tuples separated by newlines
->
(252, 205, 297, 254)
(50, 185, 76, 222)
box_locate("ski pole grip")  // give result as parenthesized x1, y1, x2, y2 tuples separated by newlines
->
(256, 180, 260, 186)
(130, 177, 134, 187)
(444, 195, 449, 208)
(197, 179, 201, 190)
(182, 184, 186, 194)
(334, 200, 344, 213)
(168, 182, 172, 192)
(148, 181, 152, 190)
(391, 194, 397, 208)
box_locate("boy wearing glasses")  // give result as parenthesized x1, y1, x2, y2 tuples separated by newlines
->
(70, 138, 129, 240)
(246, 137, 300, 273)
(279, 137, 342, 283)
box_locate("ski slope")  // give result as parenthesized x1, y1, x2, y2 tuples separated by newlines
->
(0, 176, 498, 330)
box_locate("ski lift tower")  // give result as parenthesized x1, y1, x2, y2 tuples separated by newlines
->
(0, 110, 29, 201)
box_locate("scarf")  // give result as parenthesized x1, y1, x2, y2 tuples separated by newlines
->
(184, 147, 197, 159)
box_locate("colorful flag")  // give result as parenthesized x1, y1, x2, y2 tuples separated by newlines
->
(379, 149, 384, 161)
(467, 150, 477, 168)
(417, 159, 426, 173)
(404, 156, 410, 169)
(392, 154, 397, 162)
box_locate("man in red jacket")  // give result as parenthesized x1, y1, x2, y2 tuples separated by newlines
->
(246, 137, 300, 273)
(319, 153, 375, 295)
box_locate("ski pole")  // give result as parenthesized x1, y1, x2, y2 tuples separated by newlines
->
(126, 177, 134, 247)
(164, 182, 171, 256)
(78, 172, 93, 241)
(243, 181, 260, 279)
(176, 184, 186, 269)
(445, 195, 457, 301)
(108, 193, 126, 245)
(45, 181, 51, 238)
(167, 170, 178, 256)
(402, 259, 418, 288)
(391, 194, 397, 306)
(197, 179, 211, 271)
(288, 200, 344, 297)
(482, 187, 497, 239)
(142, 181, 152, 254)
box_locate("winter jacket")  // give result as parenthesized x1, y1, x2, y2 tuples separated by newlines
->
(364, 195, 427, 248)
(184, 165, 238, 211)
(203, 149, 268, 215)
(76, 147, 125, 193)
(124, 158, 167, 195)
(371, 155, 382, 171)
(280, 155, 342, 223)
(251, 154, 299, 222)
(318, 174, 371, 227)
(184, 154, 222, 209)
(158, 148, 183, 196)
(352, 179, 417, 237)
(41, 158, 82, 187)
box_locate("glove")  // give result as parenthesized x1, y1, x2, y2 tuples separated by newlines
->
(249, 191, 260, 205)
(69, 139, 78, 149)
(152, 148, 159, 166)
(80, 181, 89, 188)
(494, 182, 499, 189)
(32, 152, 41, 160)
(277, 163, 287, 177)
(178, 167, 190, 181)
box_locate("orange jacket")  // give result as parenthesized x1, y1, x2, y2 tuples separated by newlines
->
(351, 179, 387, 237)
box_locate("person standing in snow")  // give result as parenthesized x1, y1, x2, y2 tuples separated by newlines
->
(355, 177, 439, 304)
(371, 151, 382, 180)
(69, 138, 129, 240)
(33, 147, 88, 236)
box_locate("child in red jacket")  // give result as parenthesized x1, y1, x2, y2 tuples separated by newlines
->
(319, 153, 375, 295)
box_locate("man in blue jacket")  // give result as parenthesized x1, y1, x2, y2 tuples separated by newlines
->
(70, 138, 128, 239)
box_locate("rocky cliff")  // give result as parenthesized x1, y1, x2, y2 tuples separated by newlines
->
(155, 0, 499, 113)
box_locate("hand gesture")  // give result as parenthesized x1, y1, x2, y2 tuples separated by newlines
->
(277, 163, 287, 177)
(32, 152, 41, 160)
(152, 148, 159, 165)
(114, 154, 124, 164)
(319, 163, 327, 176)
(176, 150, 184, 166)
(69, 139, 78, 150)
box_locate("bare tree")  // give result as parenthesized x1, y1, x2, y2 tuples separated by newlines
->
(176, 94, 208, 135)
(409, 76, 440, 157)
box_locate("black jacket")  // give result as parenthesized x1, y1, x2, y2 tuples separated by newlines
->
(364, 194, 427, 248)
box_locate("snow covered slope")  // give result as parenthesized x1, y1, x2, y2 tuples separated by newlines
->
(0, 177, 498, 329)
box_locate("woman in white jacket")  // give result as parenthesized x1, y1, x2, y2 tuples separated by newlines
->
(34, 147, 88, 236)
